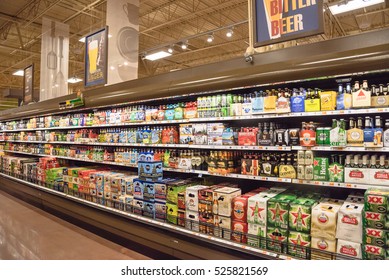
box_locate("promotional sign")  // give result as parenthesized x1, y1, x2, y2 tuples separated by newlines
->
(106, 0, 139, 85)
(85, 27, 108, 87)
(23, 64, 37, 104)
(253, 0, 324, 47)
(39, 17, 69, 101)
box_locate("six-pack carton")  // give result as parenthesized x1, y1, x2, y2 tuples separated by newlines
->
(336, 238, 362, 259)
(336, 202, 363, 243)
(213, 187, 241, 217)
(267, 193, 298, 230)
(288, 231, 311, 259)
(311, 201, 342, 240)
(288, 197, 318, 233)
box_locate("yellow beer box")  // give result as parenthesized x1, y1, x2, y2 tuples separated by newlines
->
(320, 91, 336, 111)
(304, 98, 321, 112)
(311, 236, 337, 260)
(263, 95, 277, 113)
(311, 202, 341, 240)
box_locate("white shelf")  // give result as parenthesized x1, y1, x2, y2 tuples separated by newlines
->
(292, 146, 389, 152)
(0, 171, 288, 260)
(291, 179, 372, 190)
(2, 107, 389, 133)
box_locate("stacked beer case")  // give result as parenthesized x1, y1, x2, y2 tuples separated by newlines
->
(287, 195, 319, 259)
(362, 187, 389, 260)
(266, 191, 298, 253)
(311, 198, 344, 259)
(335, 195, 364, 259)
(185, 185, 209, 232)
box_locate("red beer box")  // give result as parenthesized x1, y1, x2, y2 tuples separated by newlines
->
(231, 221, 248, 243)
(231, 195, 254, 223)
(185, 185, 209, 212)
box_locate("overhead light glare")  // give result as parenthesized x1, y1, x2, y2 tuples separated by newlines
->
(207, 34, 214, 43)
(12, 70, 24, 76)
(181, 41, 188, 50)
(145, 51, 172, 61)
(226, 29, 233, 38)
(79, 37, 85, 43)
(329, 0, 384, 15)
(168, 47, 173, 53)
(67, 77, 83, 84)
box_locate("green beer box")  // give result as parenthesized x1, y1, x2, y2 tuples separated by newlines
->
(266, 226, 288, 253)
(247, 223, 266, 249)
(363, 227, 389, 247)
(166, 202, 178, 225)
(166, 180, 189, 204)
(267, 193, 298, 230)
(362, 244, 386, 260)
(364, 187, 389, 214)
(363, 210, 387, 230)
(288, 231, 311, 259)
(313, 157, 329, 181)
(328, 162, 344, 183)
(288, 197, 318, 233)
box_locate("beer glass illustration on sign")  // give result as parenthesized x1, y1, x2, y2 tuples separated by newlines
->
(88, 40, 99, 74)
(264, 0, 283, 39)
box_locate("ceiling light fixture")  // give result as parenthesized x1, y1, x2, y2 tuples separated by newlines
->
(168, 46, 174, 53)
(226, 28, 233, 38)
(67, 77, 83, 84)
(181, 41, 188, 50)
(12, 70, 24, 76)
(329, 0, 384, 15)
(207, 34, 214, 43)
(79, 37, 85, 43)
(145, 50, 172, 61)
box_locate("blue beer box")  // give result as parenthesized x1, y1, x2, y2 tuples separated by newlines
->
(138, 161, 163, 182)
(143, 201, 155, 219)
(133, 179, 145, 200)
(155, 201, 167, 221)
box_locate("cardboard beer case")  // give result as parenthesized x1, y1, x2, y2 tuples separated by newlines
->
(166, 180, 189, 204)
(199, 210, 214, 235)
(370, 168, 389, 186)
(185, 210, 199, 232)
(311, 237, 337, 260)
(267, 193, 298, 230)
(266, 227, 288, 253)
(155, 201, 166, 221)
(177, 210, 186, 227)
(177, 191, 186, 210)
(185, 185, 209, 212)
(213, 187, 241, 216)
(335, 202, 363, 243)
(363, 227, 389, 247)
(214, 215, 232, 240)
(143, 201, 155, 219)
(362, 244, 386, 260)
(231, 221, 248, 243)
(247, 223, 266, 248)
(288, 197, 318, 234)
(247, 193, 277, 226)
(288, 231, 311, 259)
(192, 124, 207, 145)
(364, 187, 389, 213)
(231, 195, 253, 223)
(336, 239, 362, 259)
(363, 210, 387, 230)
(311, 202, 341, 240)
(133, 199, 144, 215)
(166, 202, 178, 225)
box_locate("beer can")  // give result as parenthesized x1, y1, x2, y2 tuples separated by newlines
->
(297, 150, 305, 165)
(305, 150, 314, 165)
(297, 165, 305, 179)
(305, 165, 314, 180)
(323, 127, 331, 146)
(316, 127, 324, 146)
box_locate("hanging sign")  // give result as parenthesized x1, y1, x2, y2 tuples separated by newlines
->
(85, 27, 108, 87)
(253, 0, 324, 47)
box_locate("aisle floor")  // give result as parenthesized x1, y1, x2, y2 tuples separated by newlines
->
(0, 190, 150, 260)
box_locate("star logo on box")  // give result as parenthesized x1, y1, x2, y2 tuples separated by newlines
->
(250, 202, 265, 218)
(313, 159, 319, 166)
(329, 164, 342, 176)
(268, 229, 286, 246)
(290, 234, 309, 249)
(291, 207, 309, 226)
(269, 203, 287, 223)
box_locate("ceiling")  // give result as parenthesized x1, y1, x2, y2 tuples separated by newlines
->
(0, 0, 388, 95)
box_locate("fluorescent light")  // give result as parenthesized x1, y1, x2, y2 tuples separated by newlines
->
(67, 77, 82, 84)
(329, 0, 384, 15)
(79, 37, 85, 43)
(207, 34, 214, 43)
(144, 51, 172, 61)
(12, 70, 24, 76)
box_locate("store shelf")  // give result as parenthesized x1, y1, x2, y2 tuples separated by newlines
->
(291, 179, 372, 190)
(0, 171, 290, 260)
(292, 146, 389, 152)
(2, 107, 389, 133)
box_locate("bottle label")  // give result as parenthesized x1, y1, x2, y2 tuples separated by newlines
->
(290, 96, 305, 112)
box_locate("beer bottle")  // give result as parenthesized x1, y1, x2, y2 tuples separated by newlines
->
(379, 84, 384, 96)
(362, 155, 369, 168)
(371, 84, 378, 96)
(353, 81, 360, 93)
(379, 155, 386, 169)
(370, 155, 377, 169)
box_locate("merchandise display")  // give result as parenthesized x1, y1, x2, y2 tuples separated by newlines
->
(1, 75, 389, 260)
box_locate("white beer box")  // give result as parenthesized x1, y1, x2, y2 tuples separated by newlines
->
(192, 124, 208, 145)
(206, 123, 226, 134)
(370, 168, 389, 186)
(185, 210, 199, 232)
(214, 215, 231, 240)
(344, 167, 369, 184)
(125, 195, 134, 212)
(346, 195, 364, 205)
(336, 239, 362, 259)
(213, 187, 241, 216)
(185, 185, 209, 212)
(311, 236, 337, 260)
(311, 202, 341, 240)
(247, 223, 266, 248)
(336, 202, 363, 243)
(247, 193, 276, 226)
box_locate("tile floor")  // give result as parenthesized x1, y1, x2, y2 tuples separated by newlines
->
(0, 190, 150, 260)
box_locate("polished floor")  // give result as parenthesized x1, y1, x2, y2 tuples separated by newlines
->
(0, 190, 150, 260)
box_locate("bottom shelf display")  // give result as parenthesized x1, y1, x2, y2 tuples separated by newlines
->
(0, 154, 388, 260)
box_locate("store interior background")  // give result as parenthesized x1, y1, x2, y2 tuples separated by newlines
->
(0, 0, 388, 101)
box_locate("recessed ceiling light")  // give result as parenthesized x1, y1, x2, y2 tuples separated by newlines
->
(145, 51, 172, 61)
(12, 70, 24, 76)
(329, 0, 384, 15)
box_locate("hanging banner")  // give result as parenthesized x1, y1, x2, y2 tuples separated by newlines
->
(253, 0, 324, 47)
(39, 17, 69, 101)
(85, 27, 108, 87)
(106, 0, 139, 85)
(23, 64, 36, 104)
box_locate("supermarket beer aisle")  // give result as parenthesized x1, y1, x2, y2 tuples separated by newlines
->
(0, 190, 150, 260)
